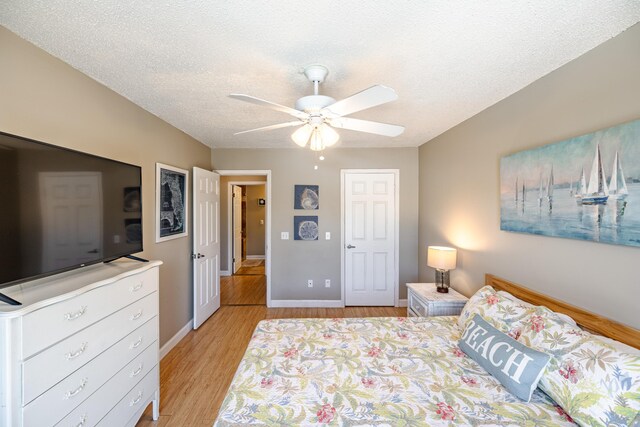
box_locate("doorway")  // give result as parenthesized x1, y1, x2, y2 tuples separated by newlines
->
(232, 183, 266, 277)
(217, 170, 271, 306)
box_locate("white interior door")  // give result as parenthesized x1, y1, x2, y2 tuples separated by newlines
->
(40, 172, 103, 271)
(193, 167, 220, 329)
(232, 185, 243, 273)
(344, 172, 396, 306)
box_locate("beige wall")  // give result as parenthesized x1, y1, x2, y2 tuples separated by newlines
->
(219, 175, 267, 271)
(0, 27, 212, 345)
(419, 23, 640, 328)
(245, 185, 266, 257)
(212, 148, 419, 301)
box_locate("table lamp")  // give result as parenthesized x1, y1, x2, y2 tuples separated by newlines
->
(427, 246, 457, 293)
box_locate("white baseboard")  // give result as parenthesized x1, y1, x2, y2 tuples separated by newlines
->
(396, 299, 408, 308)
(160, 319, 193, 360)
(245, 255, 265, 260)
(220, 270, 231, 277)
(269, 300, 344, 308)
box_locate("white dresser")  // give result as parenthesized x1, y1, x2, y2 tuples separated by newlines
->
(0, 260, 162, 427)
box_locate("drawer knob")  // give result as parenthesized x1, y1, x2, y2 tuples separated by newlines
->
(130, 337, 143, 350)
(129, 390, 144, 407)
(130, 363, 144, 378)
(130, 282, 144, 292)
(130, 309, 143, 321)
(64, 306, 87, 321)
(64, 378, 88, 399)
(72, 414, 87, 427)
(65, 342, 88, 360)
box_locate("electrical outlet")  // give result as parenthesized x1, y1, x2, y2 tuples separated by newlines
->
(307, 280, 313, 288)
(325, 279, 331, 288)
(281, 232, 289, 240)
(325, 232, 331, 240)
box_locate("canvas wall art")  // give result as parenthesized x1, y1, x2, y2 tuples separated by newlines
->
(294, 185, 319, 210)
(500, 118, 640, 248)
(156, 163, 189, 242)
(294, 216, 319, 241)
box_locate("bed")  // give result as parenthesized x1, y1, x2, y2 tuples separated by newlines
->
(214, 275, 640, 426)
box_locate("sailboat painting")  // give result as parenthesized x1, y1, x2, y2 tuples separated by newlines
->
(500, 118, 640, 248)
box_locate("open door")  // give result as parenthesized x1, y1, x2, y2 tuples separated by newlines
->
(232, 185, 243, 274)
(192, 167, 220, 329)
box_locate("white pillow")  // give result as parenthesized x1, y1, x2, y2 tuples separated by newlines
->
(496, 290, 578, 327)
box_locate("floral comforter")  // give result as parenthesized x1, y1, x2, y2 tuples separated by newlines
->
(214, 317, 576, 426)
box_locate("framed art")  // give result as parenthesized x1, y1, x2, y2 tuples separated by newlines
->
(294, 215, 319, 241)
(156, 163, 189, 242)
(500, 118, 640, 248)
(294, 185, 319, 210)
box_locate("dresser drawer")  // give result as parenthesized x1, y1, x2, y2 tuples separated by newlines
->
(24, 318, 158, 426)
(22, 268, 157, 358)
(96, 368, 158, 427)
(53, 344, 158, 427)
(408, 292, 428, 317)
(23, 291, 158, 404)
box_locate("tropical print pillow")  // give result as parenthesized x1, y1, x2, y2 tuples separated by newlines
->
(458, 285, 537, 336)
(520, 306, 640, 427)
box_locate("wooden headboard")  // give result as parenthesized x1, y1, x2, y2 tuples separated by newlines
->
(486, 274, 640, 349)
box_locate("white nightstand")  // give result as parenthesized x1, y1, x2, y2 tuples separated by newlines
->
(407, 283, 468, 317)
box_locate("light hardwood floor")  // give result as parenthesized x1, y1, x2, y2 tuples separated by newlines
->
(234, 259, 265, 275)
(220, 274, 266, 305)
(136, 303, 406, 425)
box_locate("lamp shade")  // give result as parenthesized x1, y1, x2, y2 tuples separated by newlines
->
(291, 124, 313, 147)
(321, 124, 339, 147)
(309, 127, 323, 151)
(427, 246, 457, 270)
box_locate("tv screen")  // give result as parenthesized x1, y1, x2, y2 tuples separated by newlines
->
(0, 131, 143, 289)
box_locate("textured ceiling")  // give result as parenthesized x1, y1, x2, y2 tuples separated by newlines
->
(1, 1, 640, 149)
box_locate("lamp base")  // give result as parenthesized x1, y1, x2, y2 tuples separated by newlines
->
(434, 269, 450, 293)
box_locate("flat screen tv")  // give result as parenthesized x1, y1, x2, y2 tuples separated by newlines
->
(0, 131, 143, 305)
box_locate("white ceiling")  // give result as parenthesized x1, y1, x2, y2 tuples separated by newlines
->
(1, 2, 639, 149)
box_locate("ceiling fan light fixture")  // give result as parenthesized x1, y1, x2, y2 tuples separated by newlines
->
(309, 127, 324, 151)
(231, 64, 404, 149)
(291, 124, 312, 147)
(320, 124, 339, 147)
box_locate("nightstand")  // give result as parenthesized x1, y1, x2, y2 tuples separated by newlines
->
(407, 283, 468, 317)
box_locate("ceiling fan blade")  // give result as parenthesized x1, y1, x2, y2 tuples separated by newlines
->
(329, 117, 404, 137)
(229, 94, 308, 120)
(234, 121, 303, 135)
(321, 85, 398, 117)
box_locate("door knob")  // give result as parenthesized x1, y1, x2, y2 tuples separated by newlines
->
(192, 253, 205, 259)
(346, 244, 356, 249)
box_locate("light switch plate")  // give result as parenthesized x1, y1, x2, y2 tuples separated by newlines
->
(325, 232, 331, 240)
(281, 232, 289, 240)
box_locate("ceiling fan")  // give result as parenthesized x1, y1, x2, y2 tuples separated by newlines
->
(229, 64, 404, 151)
